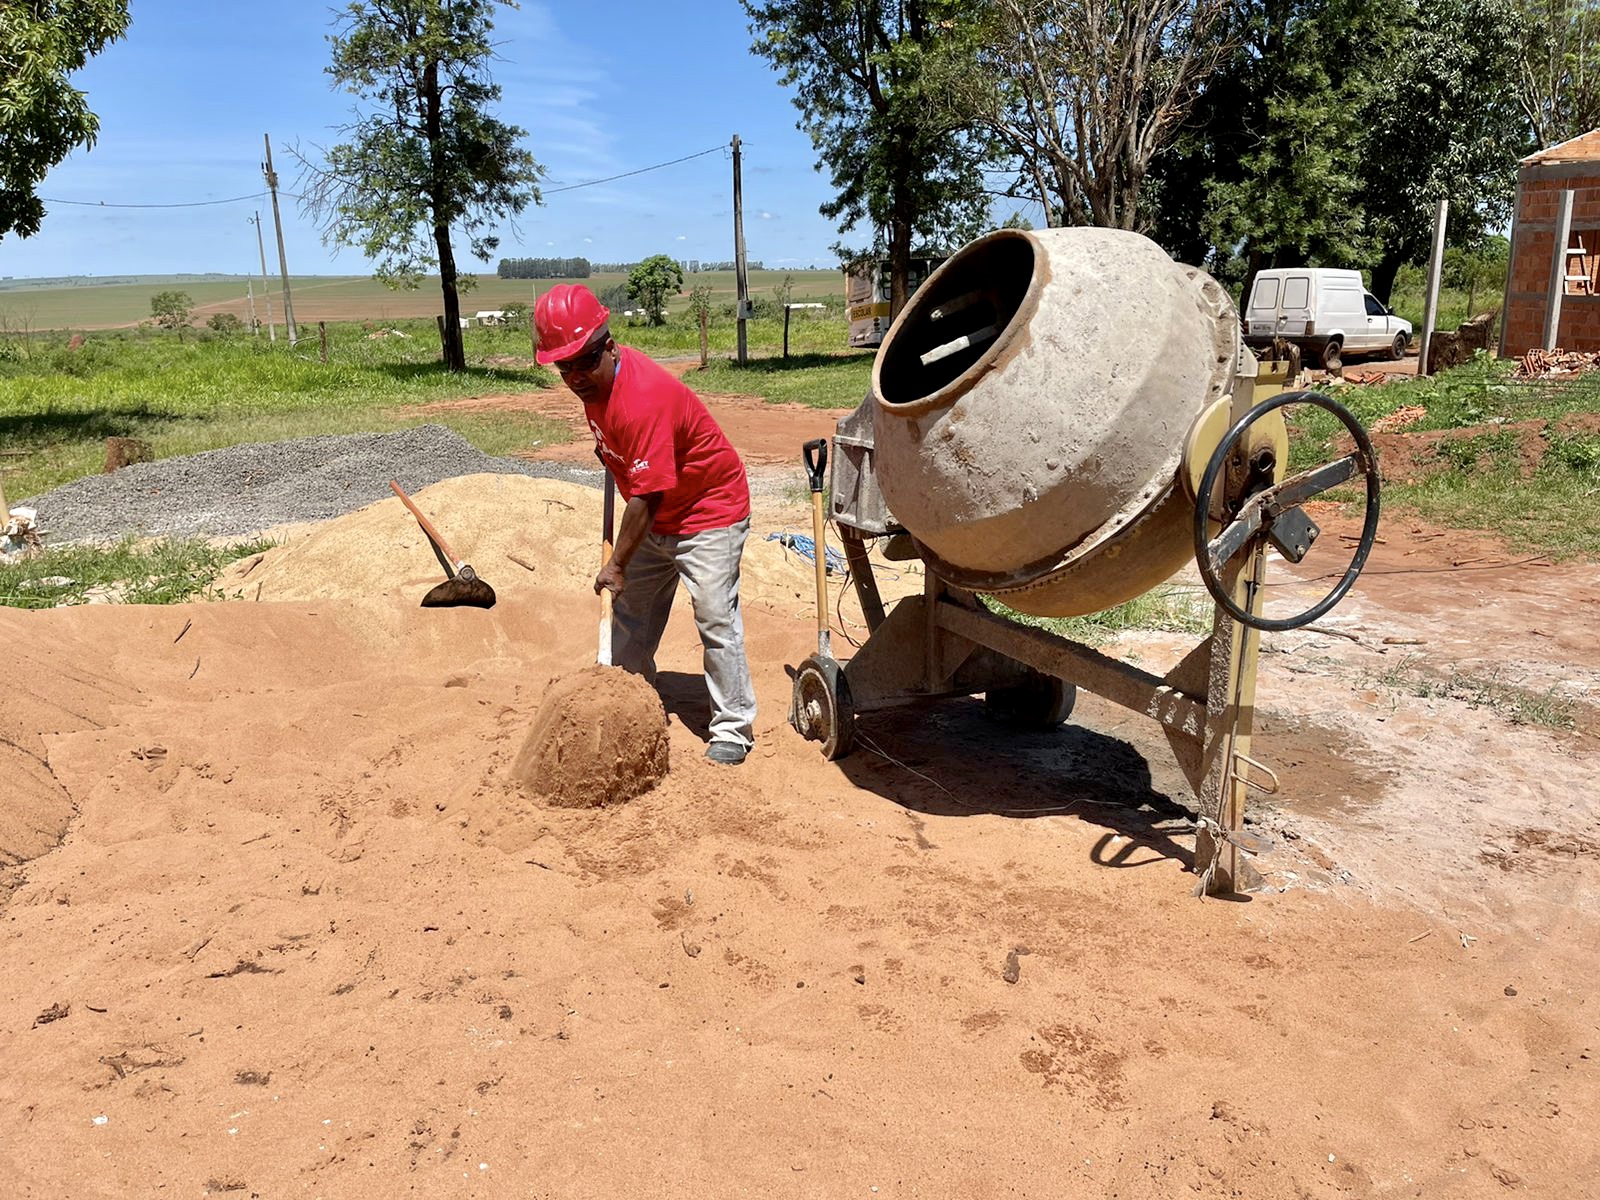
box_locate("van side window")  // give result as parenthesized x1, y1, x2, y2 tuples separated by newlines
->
(1364, 294, 1385, 316)
(1282, 278, 1309, 308)
(1252, 278, 1280, 310)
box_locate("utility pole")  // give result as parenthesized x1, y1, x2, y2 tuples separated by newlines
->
(246, 279, 259, 336)
(262, 134, 298, 348)
(251, 211, 276, 343)
(732, 133, 749, 366)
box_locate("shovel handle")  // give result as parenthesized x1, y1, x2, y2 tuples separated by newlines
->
(389, 480, 460, 565)
(803, 438, 828, 493)
(598, 472, 616, 665)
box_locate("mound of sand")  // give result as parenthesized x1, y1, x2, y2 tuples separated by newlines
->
(217, 472, 924, 630)
(511, 665, 669, 807)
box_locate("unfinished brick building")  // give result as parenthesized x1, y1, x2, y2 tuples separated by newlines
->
(1501, 129, 1600, 356)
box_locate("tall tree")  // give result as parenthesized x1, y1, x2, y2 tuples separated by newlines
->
(1358, 0, 1526, 302)
(298, 0, 544, 372)
(744, 0, 990, 317)
(0, 0, 131, 241)
(1215, 0, 1403, 287)
(1151, 0, 1404, 291)
(967, 0, 1232, 231)
(1516, 0, 1600, 147)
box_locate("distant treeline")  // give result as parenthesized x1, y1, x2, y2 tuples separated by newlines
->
(498, 258, 770, 279)
(497, 257, 593, 279)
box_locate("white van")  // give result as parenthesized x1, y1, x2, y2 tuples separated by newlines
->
(1243, 268, 1411, 368)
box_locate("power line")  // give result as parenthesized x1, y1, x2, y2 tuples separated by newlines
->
(37, 142, 728, 211)
(543, 144, 725, 194)
(40, 192, 269, 209)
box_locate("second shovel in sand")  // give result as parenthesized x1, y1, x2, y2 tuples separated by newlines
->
(388, 480, 497, 609)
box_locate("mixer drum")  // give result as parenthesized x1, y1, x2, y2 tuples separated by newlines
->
(870, 227, 1245, 618)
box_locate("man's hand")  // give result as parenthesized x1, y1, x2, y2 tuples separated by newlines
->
(595, 559, 625, 596)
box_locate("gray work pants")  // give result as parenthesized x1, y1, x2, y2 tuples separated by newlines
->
(612, 517, 757, 748)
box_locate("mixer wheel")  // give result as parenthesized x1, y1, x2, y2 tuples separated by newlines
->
(791, 655, 855, 760)
(986, 672, 1076, 730)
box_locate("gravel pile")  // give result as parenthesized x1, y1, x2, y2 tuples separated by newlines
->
(26, 425, 601, 543)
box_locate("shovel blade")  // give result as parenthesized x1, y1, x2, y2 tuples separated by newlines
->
(421, 576, 496, 609)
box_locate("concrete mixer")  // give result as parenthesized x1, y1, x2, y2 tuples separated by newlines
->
(788, 227, 1380, 896)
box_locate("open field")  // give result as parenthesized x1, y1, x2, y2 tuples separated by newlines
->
(0, 269, 845, 332)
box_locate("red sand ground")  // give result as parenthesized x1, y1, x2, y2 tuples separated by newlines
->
(1, 405, 1597, 1198)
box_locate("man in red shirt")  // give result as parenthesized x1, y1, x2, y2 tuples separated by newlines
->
(535, 284, 757, 765)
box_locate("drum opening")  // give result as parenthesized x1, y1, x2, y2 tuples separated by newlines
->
(876, 233, 1036, 406)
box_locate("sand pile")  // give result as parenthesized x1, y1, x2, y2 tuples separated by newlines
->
(511, 666, 669, 807)
(219, 473, 925, 629)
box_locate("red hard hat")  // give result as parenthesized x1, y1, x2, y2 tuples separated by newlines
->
(534, 284, 611, 364)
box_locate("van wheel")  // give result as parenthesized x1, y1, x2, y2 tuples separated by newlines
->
(1320, 339, 1343, 370)
(1389, 332, 1408, 361)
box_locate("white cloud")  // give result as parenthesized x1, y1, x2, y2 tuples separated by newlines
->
(758, 211, 774, 219)
(583, 237, 593, 243)
(676, 234, 687, 241)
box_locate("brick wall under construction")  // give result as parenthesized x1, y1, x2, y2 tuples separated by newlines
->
(1502, 166, 1600, 357)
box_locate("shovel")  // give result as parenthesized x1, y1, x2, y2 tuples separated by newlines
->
(388, 480, 497, 609)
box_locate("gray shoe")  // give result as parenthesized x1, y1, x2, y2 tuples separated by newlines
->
(706, 741, 748, 765)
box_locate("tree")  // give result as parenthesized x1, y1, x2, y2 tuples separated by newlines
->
(688, 283, 714, 366)
(967, 0, 1232, 231)
(297, 0, 544, 372)
(1516, 0, 1600, 147)
(0, 1, 131, 241)
(1358, 0, 1526, 302)
(744, 0, 990, 318)
(1150, 0, 1405, 293)
(150, 291, 193, 337)
(627, 255, 684, 325)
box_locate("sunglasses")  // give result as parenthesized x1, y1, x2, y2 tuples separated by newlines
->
(555, 338, 610, 375)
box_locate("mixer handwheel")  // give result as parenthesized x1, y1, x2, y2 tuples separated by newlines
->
(1194, 390, 1381, 632)
(986, 672, 1076, 729)
(791, 655, 855, 760)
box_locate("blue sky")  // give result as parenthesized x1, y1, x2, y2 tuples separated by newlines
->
(0, 0, 902, 278)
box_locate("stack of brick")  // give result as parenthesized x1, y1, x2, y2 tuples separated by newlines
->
(1501, 128, 1600, 357)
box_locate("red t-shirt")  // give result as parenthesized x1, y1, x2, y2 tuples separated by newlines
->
(584, 347, 750, 536)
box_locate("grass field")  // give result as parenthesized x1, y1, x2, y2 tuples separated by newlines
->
(0, 322, 569, 499)
(1289, 354, 1600, 559)
(0, 269, 846, 332)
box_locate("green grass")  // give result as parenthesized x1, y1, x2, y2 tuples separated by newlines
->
(685, 351, 873, 408)
(1367, 653, 1577, 731)
(0, 536, 274, 609)
(0, 320, 569, 499)
(0, 269, 846, 332)
(984, 586, 1211, 647)
(1280, 354, 1600, 559)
